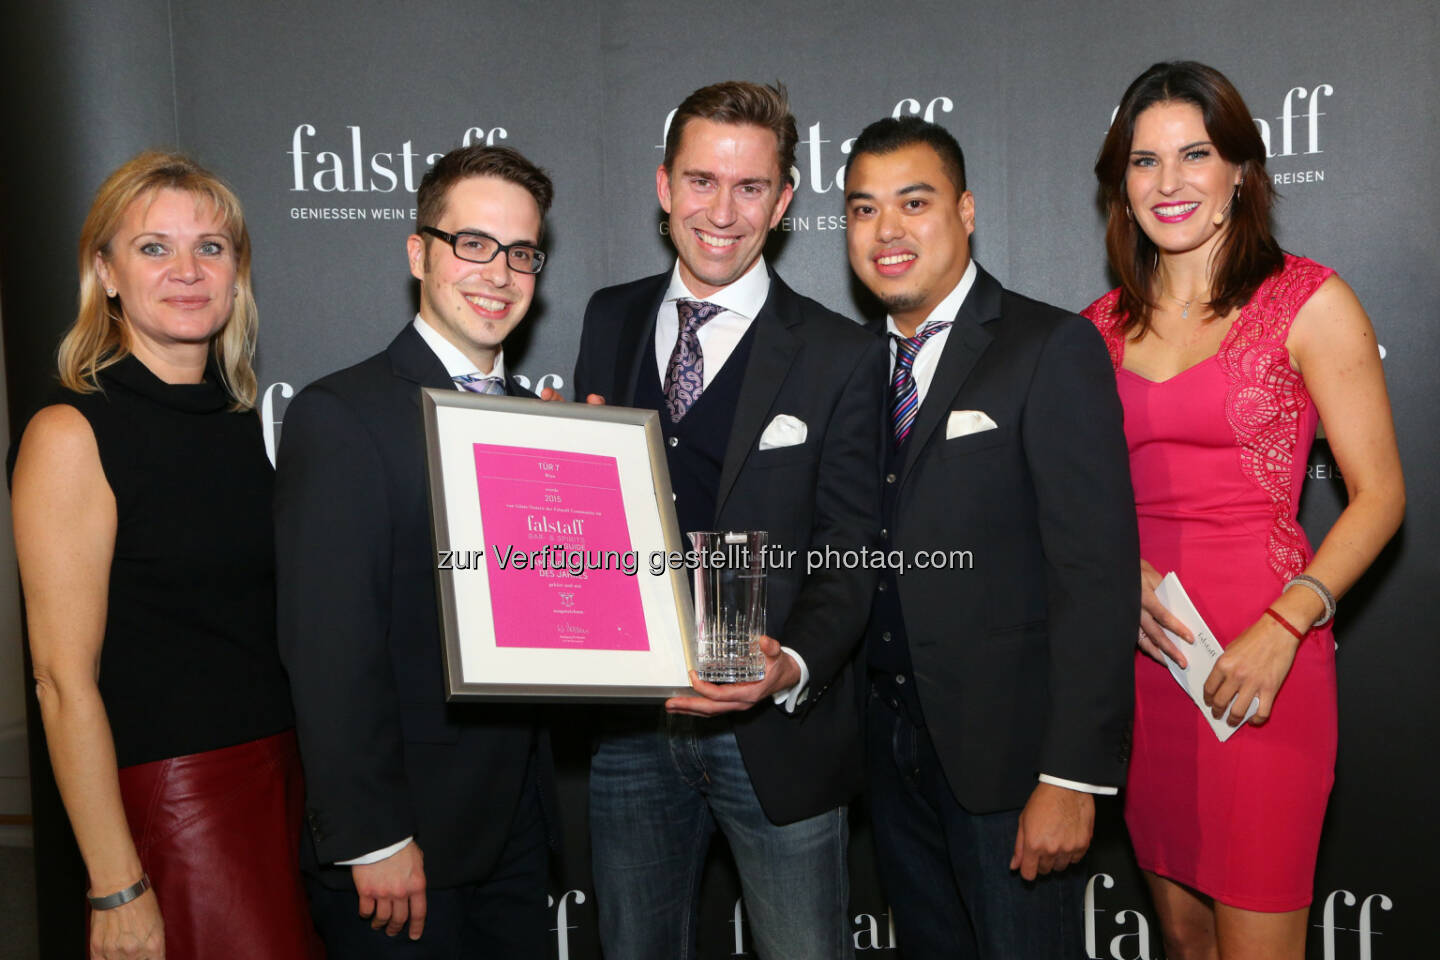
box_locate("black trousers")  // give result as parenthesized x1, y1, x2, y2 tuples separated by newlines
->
(866, 689, 1087, 960)
(304, 777, 549, 959)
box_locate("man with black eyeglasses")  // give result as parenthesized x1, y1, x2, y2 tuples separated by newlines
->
(275, 145, 554, 957)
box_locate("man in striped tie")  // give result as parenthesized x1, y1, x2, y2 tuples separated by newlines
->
(844, 116, 1139, 960)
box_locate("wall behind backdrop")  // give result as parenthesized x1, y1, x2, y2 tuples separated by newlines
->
(2, 2, 1436, 957)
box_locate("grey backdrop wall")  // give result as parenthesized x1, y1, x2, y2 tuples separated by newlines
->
(2, 2, 1435, 957)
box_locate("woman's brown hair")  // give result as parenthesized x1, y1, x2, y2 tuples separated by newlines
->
(1095, 61, 1284, 337)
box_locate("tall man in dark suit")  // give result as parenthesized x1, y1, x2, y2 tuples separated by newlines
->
(574, 81, 886, 959)
(843, 117, 1138, 958)
(275, 145, 554, 956)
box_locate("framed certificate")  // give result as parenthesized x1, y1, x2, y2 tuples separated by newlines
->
(421, 389, 696, 701)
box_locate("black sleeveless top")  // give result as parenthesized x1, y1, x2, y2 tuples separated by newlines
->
(56, 356, 293, 767)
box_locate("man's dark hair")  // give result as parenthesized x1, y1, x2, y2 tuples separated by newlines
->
(416, 145, 554, 237)
(663, 81, 797, 183)
(847, 116, 967, 194)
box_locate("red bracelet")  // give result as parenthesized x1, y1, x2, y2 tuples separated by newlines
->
(1263, 607, 1306, 641)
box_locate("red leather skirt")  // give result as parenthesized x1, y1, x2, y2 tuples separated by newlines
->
(115, 729, 324, 959)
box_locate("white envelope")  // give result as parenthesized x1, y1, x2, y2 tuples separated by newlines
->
(1153, 573, 1260, 742)
(758, 414, 808, 450)
(946, 410, 998, 439)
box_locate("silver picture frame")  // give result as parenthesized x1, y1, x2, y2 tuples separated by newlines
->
(421, 389, 696, 701)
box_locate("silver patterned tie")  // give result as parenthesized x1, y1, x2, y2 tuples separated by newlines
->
(453, 374, 506, 396)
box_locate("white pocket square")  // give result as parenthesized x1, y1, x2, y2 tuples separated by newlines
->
(946, 410, 998, 439)
(758, 414, 808, 450)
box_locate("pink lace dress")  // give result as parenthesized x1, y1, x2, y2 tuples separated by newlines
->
(1083, 255, 1337, 911)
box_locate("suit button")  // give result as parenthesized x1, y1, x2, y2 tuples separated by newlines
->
(879, 528, 888, 540)
(881, 631, 891, 643)
(896, 674, 907, 685)
(668, 436, 679, 448)
(877, 582, 887, 592)
(885, 473, 896, 484)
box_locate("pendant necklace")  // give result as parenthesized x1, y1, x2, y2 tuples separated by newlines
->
(1162, 288, 1207, 321)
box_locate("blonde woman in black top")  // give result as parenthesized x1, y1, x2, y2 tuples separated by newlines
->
(11, 152, 320, 960)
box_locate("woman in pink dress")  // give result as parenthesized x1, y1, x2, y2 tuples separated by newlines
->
(1082, 62, 1404, 960)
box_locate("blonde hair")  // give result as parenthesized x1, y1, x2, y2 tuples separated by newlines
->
(60, 151, 259, 409)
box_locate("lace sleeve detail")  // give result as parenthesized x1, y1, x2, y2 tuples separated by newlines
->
(1215, 256, 1336, 581)
(1081, 289, 1126, 371)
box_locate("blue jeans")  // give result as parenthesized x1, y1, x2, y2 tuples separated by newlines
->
(589, 712, 851, 960)
(866, 690, 1086, 959)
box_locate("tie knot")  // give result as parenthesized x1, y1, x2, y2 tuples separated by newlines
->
(453, 374, 506, 396)
(892, 321, 953, 370)
(676, 299, 724, 332)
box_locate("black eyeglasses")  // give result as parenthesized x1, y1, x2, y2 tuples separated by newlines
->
(421, 227, 546, 274)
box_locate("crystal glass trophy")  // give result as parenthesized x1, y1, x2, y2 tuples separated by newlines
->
(689, 530, 767, 683)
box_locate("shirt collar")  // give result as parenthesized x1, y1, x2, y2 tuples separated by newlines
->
(663, 256, 771, 321)
(411, 314, 507, 382)
(885, 259, 978, 338)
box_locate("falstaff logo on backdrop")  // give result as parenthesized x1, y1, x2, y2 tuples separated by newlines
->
(284, 122, 511, 220)
(547, 878, 1397, 957)
(1085, 874, 1393, 959)
(1259, 83, 1333, 186)
(656, 95, 956, 236)
(544, 888, 904, 957)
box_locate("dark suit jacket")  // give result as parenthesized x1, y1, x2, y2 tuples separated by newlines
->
(275, 323, 544, 890)
(877, 265, 1138, 813)
(574, 269, 888, 824)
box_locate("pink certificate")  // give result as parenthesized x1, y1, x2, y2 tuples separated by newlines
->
(472, 444, 649, 651)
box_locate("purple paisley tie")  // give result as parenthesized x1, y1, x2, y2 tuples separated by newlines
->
(664, 299, 724, 421)
(890, 321, 953, 446)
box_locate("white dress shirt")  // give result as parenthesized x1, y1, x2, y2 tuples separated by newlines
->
(413, 313, 508, 385)
(885, 261, 1116, 798)
(652, 258, 769, 386)
(654, 259, 810, 713)
(337, 317, 510, 868)
(884, 260, 976, 382)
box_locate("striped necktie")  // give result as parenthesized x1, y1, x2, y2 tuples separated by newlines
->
(890, 322, 953, 446)
(453, 374, 506, 396)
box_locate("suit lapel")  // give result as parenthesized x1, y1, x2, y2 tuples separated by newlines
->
(388, 322, 456, 399)
(716, 274, 800, 517)
(616, 277, 668, 405)
(394, 321, 540, 399)
(899, 266, 1002, 480)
